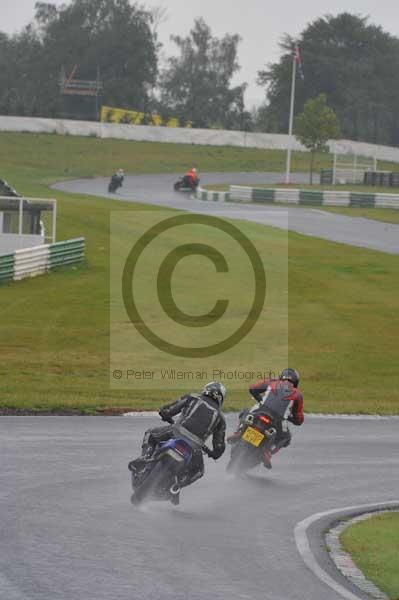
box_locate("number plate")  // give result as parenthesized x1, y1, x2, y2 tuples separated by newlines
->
(242, 427, 265, 447)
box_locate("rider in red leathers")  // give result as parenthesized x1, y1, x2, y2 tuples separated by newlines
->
(184, 167, 198, 188)
(228, 369, 304, 469)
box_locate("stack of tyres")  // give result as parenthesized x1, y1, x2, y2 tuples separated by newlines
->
(380, 172, 392, 187)
(364, 171, 396, 187)
(364, 172, 374, 186)
(390, 173, 399, 187)
(320, 169, 333, 185)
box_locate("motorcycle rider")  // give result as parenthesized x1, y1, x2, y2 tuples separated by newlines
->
(228, 369, 304, 469)
(115, 168, 124, 184)
(183, 167, 198, 188)
(129, 381, 226, 488)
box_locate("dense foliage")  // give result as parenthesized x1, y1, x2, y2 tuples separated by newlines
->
(0, 0, 158, 118)
(2, 7, 399, 142)
(257, 13, 399, 145)
(159, 18, 248, 129)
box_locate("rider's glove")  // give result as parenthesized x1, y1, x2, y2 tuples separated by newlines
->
(159, 408, 171, 421)
(206, 447, 224, 460)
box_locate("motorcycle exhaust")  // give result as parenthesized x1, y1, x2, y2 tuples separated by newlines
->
(170, 482, 181, 495)
(266, 427, 277, 437)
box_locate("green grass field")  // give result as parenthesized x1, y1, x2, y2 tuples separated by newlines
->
(341, 513, 399, 599)
(1, 133, 398, 413)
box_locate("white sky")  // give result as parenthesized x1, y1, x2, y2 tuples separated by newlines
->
(2, 0, 399, 106)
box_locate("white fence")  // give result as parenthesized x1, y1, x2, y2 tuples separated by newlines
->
(1, 115, 399, 164)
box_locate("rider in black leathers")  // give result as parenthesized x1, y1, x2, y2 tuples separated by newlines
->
(130, 382, 226, 487)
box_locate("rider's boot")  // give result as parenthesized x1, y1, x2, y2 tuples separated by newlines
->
(178, 467, 204, 488)
(227, 424, 242, 444)
(128, 443, 155, 472)
(262, 449, 273, 469)
(170, 492, 180, 506)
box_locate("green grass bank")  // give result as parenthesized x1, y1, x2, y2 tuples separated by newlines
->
(1, 133, 398, 413)
(341, 512, 399, 599)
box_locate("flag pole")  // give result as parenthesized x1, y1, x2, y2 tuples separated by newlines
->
(285, 51, 297, 185)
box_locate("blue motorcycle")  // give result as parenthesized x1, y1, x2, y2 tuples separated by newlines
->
(129, 416, 211, 506)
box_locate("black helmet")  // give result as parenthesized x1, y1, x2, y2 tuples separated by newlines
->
(280, 368, 300, 387)
(202, 381, 226, 407)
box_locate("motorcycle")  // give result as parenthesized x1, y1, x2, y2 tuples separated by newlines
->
(173, 176, 200, 192)
(128, 414, 212, 506)
(108, 173, 124, 193)
(226, 408, 278, 474)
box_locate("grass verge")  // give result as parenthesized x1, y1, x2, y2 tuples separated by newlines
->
(340, 513, 399, 599)
(1, 133, 398, 413)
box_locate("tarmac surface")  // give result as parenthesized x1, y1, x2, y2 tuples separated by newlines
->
(55, 172, 399, 254)
(1, 415, 398, 600)
(20, 173, 396, 599)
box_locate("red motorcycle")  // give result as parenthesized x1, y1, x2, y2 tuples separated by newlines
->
(226, 408, 278, 474)
(173, 175, 199, 192)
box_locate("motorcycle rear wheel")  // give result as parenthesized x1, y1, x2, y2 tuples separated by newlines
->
(226, 440, 261, 475)
(131, 460, 173, 505)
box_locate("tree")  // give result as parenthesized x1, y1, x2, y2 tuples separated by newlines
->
(0, 0, 159, 119)
(295, 94, 340, 184)
(160, 18, 246, 129)
(37, 0, 159, 111)
(258, 13, 399, 145)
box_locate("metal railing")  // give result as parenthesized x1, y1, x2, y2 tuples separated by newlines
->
(0, 238, 85, 284)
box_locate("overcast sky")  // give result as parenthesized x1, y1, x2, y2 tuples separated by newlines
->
(2, 0, 399, 106)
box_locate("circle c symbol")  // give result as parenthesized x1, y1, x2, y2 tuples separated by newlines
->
(122, 214, 266, 358)
(157, 243, 229, 328)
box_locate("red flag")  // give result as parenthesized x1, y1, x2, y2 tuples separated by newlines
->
(294, 44, 304, 80)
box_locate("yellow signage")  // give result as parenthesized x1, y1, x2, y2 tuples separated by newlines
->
(100, 106, 191, 128)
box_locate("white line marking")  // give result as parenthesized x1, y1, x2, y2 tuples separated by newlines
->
(123, 412, 399, 419)
(305, 413, 399, 420)
(294, 501, 399, 600)
(311, 209, 335, 217)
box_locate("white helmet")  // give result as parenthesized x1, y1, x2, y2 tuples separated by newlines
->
(202, 381, 226, 407)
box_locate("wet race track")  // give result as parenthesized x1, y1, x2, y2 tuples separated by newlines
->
(2, 173, 397, 599)
(55, 172, 399, 254)
(1, 415, 398, 600)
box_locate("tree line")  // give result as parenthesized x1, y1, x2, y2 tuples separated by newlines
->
(1, 3, 399, 144)
(257, 13, 399, 145)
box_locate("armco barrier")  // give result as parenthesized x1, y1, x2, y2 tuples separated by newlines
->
(0, 237, 85, 283)
(203, 186, 399, 209)
(229, 186, 253, 202)
(195, 188, 230, 202)
(49, 238, 86, 269)
(0, 253, 15, 283)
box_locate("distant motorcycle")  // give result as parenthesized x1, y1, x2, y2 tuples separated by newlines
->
(226, 408, 278, 474)
(108, 173, 124, 193)
(174, 175, 200, 192)
(128, 414, 212, 506)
